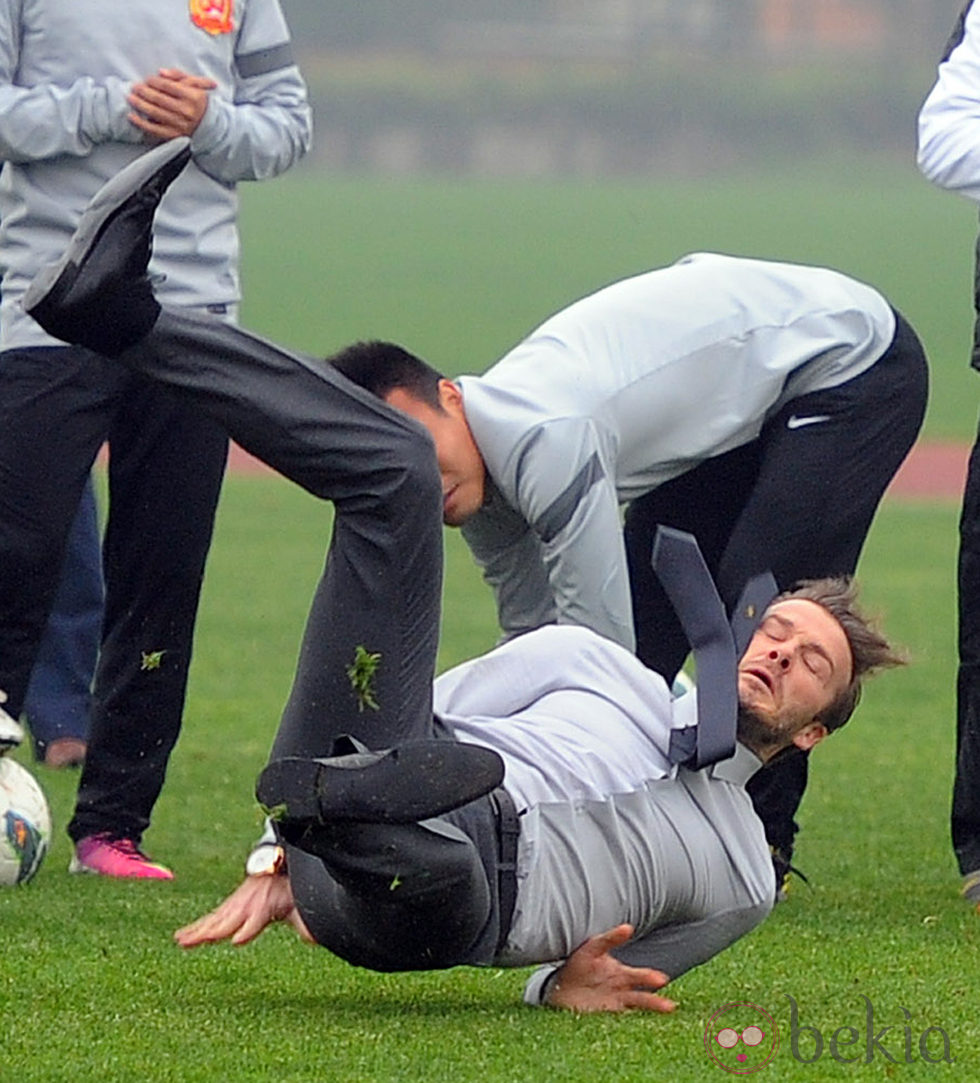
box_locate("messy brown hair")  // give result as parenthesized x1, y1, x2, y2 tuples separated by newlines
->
(779, 576, 905, 733)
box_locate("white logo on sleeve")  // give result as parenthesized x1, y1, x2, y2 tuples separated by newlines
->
(786, 414, 831, 430)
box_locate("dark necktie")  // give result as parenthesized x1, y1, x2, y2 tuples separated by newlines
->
(652, 527, 774, 769)
(730, 571, 779, 658)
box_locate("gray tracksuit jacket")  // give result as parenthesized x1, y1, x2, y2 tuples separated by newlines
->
(0, 0, 312, 349)
(459, 253, 896, 652)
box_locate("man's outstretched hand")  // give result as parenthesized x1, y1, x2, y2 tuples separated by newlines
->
(546, 924, 676, 1013)
(174, 874, 314, 949)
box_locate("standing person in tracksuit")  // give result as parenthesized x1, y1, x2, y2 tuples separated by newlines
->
(0, 0, 311, 878)
(329, 252, 929, 897)
(918, 0, 980, 912)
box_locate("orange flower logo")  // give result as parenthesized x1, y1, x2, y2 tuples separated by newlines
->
(189, 0, 234, 36)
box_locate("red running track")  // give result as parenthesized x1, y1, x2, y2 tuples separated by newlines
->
(224, 440, 972, 502)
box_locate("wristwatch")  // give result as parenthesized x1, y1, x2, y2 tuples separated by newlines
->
(245, 841, 285, 877)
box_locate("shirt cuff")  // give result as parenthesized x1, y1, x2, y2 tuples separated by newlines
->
(522, 964, 561, 1006)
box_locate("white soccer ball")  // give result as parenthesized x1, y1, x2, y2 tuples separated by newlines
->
(0, 757, 51, 885)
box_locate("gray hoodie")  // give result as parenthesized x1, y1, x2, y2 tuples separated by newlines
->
(0, 0, 312, 349)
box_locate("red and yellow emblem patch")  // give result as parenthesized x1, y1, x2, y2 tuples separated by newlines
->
(189, 0, 234, 36)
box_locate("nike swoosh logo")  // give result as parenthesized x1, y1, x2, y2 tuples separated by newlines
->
(786, 414, 832, 430)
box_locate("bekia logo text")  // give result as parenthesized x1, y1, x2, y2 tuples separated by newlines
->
(786, 995, 953, 1065)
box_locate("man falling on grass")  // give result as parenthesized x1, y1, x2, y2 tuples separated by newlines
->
(24, 140, 903, 1011)
(176, 575, 899, 1011)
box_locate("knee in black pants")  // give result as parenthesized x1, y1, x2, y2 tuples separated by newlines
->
(288, 818, 492, 972)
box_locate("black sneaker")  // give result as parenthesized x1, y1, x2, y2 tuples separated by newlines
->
(771, 844, 809, 903)
(257, 738, 505, 827)
(24, 138, 191, 357)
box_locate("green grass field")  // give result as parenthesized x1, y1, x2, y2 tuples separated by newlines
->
(2, 164, 979, 1080)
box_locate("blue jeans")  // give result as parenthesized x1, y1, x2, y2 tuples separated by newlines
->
(23, 476, 103, 757)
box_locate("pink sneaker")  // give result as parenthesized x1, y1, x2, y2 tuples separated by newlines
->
(69, 833, 174, 880)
